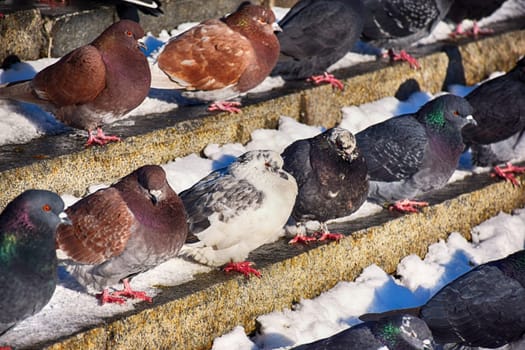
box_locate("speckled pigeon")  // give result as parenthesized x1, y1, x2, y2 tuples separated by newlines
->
(56, 165, 188, 304)
(461, 56, 525, 185)
(179, 150, 298, 277)
(0, 190, 69, 335)
(282, 127, 369, 243)
(291, 314, 435, 350)
(271, 0, 365, 90)
(361, 0, 454, 69)
(0, 20, 151, 146)
(362, 249, 525, 348)
(355, 94, 475, 212)
(151, 2, 281, 113)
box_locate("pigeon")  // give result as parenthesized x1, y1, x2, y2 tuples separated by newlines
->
(362, 249, 525, 348)
(179, 150, 298, 277)
(282, 127, 369, 243)
(0, 190, 69, 335)
(461, 56, 525, 186)
(55, 165, 188, 304)
(114, 0, 163, 22)
(270, 0, 365, 90)
(290, 314, 435, 350)
(151, 2, 281, 113)
(361, 0, 454, 69)
(0, 20, 151, 146)
(445, 0, 506, 36)
(355, 94, 475, 212)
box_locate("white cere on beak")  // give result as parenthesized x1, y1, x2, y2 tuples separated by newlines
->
(272, 22, 283, 32)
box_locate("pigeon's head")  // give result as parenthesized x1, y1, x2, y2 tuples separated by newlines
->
(375, 315, 435, 350)
(238, 150, 284, 170)
(419, 94, 475, 130)
(92, 19, 147, 52)
(2, 190, 69, 238)
(325, 127, 360, 161)
(136, 165, 171, 204)
(225, 3, 280, 35)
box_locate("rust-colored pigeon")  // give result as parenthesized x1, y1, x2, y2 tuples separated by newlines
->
(0, 20, 151, 146)
(56, 165, 188, 304)
(151, 2, 281, 113)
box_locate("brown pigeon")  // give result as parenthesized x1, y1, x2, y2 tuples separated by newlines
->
(0, 20, 151, 146)
(56, 165, 188, 304)
(151, 2, 281, 113)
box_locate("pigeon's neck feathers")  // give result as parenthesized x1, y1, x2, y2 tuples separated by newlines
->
(491, 250, 525, 287)
(420, 107, 445, 129)
(0, 233, 17, 264)
(375, 321, 402, 347)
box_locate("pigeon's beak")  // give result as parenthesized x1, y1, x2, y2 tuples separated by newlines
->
(59, 212, 72, 226)
(138, 39, 147, 51)
(149, 189, 162, 205)
(466, 115, 477, 126)
(272, 22, 282, 32)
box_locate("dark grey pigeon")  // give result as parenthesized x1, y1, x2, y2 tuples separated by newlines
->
(271, 0, 364, 89)
(56, 165, 188, 304)
(282, 127, 369, 243)
(179, 150, 297, 277)
(115, 0, 163, 21)
(446, 0, 506, 36)
(361, 0, 454, 68)
(0, 190, 69, 335)
(460, 57, 525, 184)
(355, 94, 475, 212)
(0, 20, 150, 146)
(291, 314, 435, 350)
(362, 249, 525, 348)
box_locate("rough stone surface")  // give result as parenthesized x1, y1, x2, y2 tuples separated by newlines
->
(0, 9, 44, 62)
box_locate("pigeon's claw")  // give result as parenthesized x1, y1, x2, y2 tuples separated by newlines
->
(208, 101, 242, 114)
(491, 162, 525, 187)
(307, 72, 344, 90)
(289, 234, 318, 244)
(316, 231, 344, 241)
(386, 49, 420, 69)
(223, 261, 261, 278)
(86, 127, 121, 147)
(389, 199, 429, 213)
(97, 289, 127, 305)
(110, 279, 153, 303)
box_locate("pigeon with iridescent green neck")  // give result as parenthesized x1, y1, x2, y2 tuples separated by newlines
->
(0, 190, 69, 335)
(355, 94, 475, 212)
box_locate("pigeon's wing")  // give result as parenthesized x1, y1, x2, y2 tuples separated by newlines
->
(292, 324, 382, 350)
(278, 0, 360, 59)
(56, 188, 134, 265)
(180, 169, 264, 237)
(157, 19, 253, 91)
(422, 264, 525, 347)
(31, 45, 106, 106)
(362, 0, 439, 41)
(282, 139, 314, 189)
(463, 72, 525, 144)
(356, 116, 428, 182)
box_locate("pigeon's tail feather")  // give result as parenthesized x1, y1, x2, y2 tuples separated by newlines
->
(359, 306, 422, 322)
(0, 80, 43, 105)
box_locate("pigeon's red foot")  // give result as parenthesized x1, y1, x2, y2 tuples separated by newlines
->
(491, 162, 525, 187)
(111, 279, 153, 303)
(307, 72, 344, 90)
(386, 49, 420, 70)
(450, 22, 493, 38)
(389, 199, 429, 213)
(208, 101, 242, 113)
(0, 346, 12, 350)
(223, 261, 261, 278)
(288, 234, 318, 244)
(96, 289, 127, 305)
(86, 127, 121, 147)
(316, 231, 344, 242)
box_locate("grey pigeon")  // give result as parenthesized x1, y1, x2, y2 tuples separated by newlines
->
(361, 0, 454, 68)
(151, 2, 281, 113)
(282, 127, 369, 242)
(56, 165, 188, 304)
(362, 249, 525, 348)
(461, 57, 525, 185)
(179, 150, 298, 277)
(291, 314, 435, 350)
(0, 20, 151, 146)
(0, 190, 69, 335)
(271, 0, 364, 89)
(355, 94, 475, 212)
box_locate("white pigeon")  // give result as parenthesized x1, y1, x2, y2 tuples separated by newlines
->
(179, 150, 298, 277)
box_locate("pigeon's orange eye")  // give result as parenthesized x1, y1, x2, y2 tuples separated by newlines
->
(453, 111, 459, 116)
(42, 204, 52, 212)
(126, 31, 133, 37)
